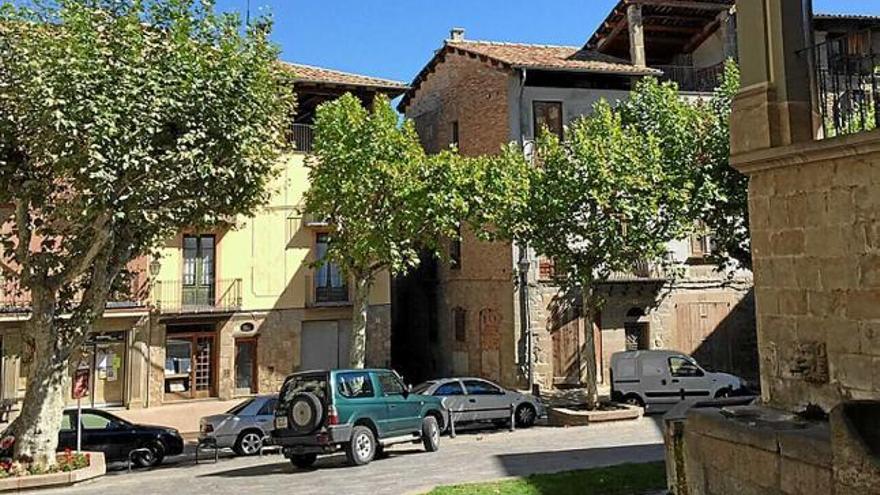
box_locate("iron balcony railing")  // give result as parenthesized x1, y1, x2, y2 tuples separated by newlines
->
(0, 277, 147, 315)
(804, 37, 879, 139)
(0, 279, 30, 314)
(603, 260, 667, 283)
(304, 274, 349, 306)
(152, 278, 242, 314)
(655, 63, 725, 93)
(287, 123, 314, 154)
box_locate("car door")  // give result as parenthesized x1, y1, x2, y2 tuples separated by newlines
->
(462, 379, 508, 421)
(254, 398, 277, 436)
(431, 380, 470, 423)
(377, 372, 421, 436)
(667, 355, 712, 400)
(639, 354, 677, 408)
(79, 411, 126, 461)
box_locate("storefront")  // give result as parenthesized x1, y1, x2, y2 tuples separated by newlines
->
(163, 323, 217, 402)
(67, 332, 128, 408)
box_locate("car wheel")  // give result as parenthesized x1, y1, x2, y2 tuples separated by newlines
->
(623, 394, 645, 408)
(233, 430, 264, 456)
(289, 453, 317, 469)
(515, 404, 537, 428)
(421, 416, 440, 452)
(134, 441, 165, 468)
(345, 426, 376, 466)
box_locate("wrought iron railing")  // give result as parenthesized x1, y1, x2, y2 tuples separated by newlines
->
(805, 37, 879, 139)
(304, 274, 349, 306)
(655, 63, 725, 93)
(0, 278, 146, 314)
(0, 279, 30, 314)
(287, 123, 314, 153)
(152, 278, 242, 314)
(603, 260, 667, 283)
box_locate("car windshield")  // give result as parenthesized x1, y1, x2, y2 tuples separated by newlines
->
(412, 381, 435, 394)
(226, 398, 254, 415)
(280, 374, 328, 405)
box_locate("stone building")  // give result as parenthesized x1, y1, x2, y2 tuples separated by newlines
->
(395, 14, 757, 392)
(669, 1, 880, 494)
(0, 64, 407, 409)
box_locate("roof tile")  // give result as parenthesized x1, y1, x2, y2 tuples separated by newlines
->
(282, 62, 408, 91)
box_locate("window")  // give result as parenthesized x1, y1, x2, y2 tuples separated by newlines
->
(453, 307, 467, 343)
(538, 257, 555, 280)
(463, 380, 503, 395)
(226, 398, 254, 415)
(80, 412, 113, 430)
(669, 357, 704, 378)
(434, 381, 465, 396)
(689, 221, 712, 259)
(183, 235, 214, 286)
(315, 233, 348, 303)
(337, 372, 375, 399)
(533, 101, 564, 139)
(377, 372, 405, 396)
(451, 121, 459, 147)
(60, 412, 73, 432)
(257, 399, 278, 416)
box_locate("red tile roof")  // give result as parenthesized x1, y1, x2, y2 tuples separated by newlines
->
(446, 40, 659, 75)
(281, 62, 408, 93)
(400, 39, 658, 112)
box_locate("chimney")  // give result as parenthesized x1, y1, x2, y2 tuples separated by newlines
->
(449, 27, 465, 42)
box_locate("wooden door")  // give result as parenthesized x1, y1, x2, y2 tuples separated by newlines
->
(193, 336, 214, 398)
(552, 314, 581, 385)
(182, 235, 216, 309)
(674, 302, 733, 371)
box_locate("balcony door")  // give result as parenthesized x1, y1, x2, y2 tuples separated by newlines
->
(183, 235, 215, 309)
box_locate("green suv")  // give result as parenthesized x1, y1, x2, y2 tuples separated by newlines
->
(272, 369, 447, 469)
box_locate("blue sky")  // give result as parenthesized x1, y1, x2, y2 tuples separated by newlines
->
(214, 0, 880, 85)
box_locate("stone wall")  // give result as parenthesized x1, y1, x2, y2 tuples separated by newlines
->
(735, 131, 880, 412)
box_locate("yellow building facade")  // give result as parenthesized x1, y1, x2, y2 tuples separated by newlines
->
(0, 63, 407, 409)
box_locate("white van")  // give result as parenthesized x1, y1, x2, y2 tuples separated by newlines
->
(610, 350, 745, 412)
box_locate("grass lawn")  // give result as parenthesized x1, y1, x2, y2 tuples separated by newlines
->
(426, 462, 666, 495)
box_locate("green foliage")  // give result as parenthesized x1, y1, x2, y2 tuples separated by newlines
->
(696, 61, 749, 270)
(305, 93, 466, 278)
(506, 77, 711, 292)
(0, 0, 295, 300)
(0, 0, 293, 463)
(427, 462, 667, 495)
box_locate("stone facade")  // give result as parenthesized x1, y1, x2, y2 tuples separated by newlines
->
(735, 132, 880, 412)
(399, 36, 758, 391)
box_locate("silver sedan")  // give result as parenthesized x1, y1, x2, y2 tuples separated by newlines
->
(413, 378, 544, 430)
(199, 395, 276, 456)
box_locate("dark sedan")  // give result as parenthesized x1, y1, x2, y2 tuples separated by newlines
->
(58, 409, 184, 467)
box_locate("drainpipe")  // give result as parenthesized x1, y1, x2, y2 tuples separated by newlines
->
(517, 68, 534, 394)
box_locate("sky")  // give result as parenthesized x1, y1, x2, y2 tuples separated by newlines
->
(213, 0, 880, 86)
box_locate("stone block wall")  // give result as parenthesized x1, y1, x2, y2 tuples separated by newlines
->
(737, 132, 880, 412)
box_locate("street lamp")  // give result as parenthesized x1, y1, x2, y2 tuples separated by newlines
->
(517, 250, 533, 394)
(149, 259, 162, 277)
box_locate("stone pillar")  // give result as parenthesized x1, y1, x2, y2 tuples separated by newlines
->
(731, 0, 815, 155)
(627, 4, 646, 68)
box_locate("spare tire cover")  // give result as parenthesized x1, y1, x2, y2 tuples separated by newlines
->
(288, 392, 324, 434)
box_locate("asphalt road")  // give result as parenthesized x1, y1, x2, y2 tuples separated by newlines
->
(41, 417, 667, 495)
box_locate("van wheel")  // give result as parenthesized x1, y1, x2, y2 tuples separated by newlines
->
(421, 416, 440, 452)
(345, 426, 376, 466)
(623, 394, 644, 408)
(290, 453, 317, 469)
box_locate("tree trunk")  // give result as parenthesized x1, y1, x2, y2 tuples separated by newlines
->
(11, 293, 71, 466)
(348, 274, 373, 368)
(580, 285, 600, 409)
